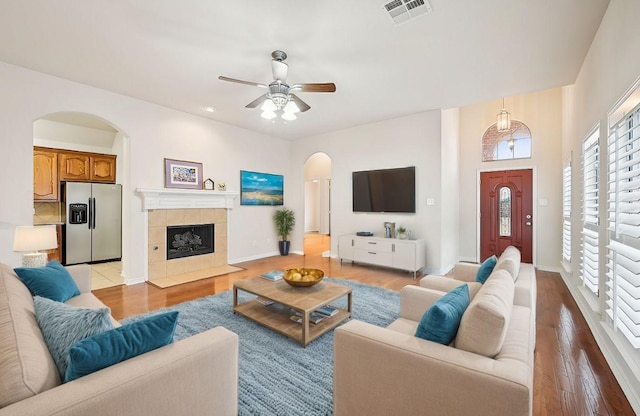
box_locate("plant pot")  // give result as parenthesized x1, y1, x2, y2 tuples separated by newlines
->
(278, 241, 291, 256)
(398, 233, 407, 240)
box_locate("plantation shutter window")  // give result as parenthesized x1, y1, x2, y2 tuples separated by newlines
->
(582, 131, 599, 295)
(607, 102, 640, 348)
(563, 161, 572, 263)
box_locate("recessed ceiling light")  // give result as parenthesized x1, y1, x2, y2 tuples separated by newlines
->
(204, 106, 216, 113)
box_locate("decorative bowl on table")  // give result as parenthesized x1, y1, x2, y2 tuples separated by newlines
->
(283, 268, 324, 287)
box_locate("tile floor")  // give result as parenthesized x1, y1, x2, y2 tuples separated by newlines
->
(91, 261, 124, 290)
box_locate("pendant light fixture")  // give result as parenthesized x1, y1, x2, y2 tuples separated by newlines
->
(496, 98, 511, 132)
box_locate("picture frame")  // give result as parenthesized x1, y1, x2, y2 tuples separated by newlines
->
(240, 170, 284, 205)
(203, 178, 214, 190)
(164, 158, 203, 189)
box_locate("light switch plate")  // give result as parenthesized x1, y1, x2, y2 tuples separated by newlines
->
(426, 198, 435, 206)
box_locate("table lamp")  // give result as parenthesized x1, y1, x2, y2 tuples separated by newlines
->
(13, 225, 58, 267)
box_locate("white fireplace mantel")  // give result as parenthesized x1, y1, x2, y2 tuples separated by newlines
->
(136, 188, 238, 210)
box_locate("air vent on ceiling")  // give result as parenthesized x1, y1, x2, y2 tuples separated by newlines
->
(383, 0, 432, 25)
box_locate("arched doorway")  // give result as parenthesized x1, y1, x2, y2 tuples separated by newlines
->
(33, 112, 128, 289)
(303, 152, 331, 256)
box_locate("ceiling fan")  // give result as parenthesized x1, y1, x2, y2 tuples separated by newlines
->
(218, 50, 336, 120)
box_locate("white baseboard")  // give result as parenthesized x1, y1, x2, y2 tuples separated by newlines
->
(559, 269, 640, 414)
(457, 256, 477, 263)
(535, 264, 562, 273)
(124, 275, 146, 285)
(230, 251, 280, 264)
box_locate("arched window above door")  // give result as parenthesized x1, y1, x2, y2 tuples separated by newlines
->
(482, 120, 532, 161)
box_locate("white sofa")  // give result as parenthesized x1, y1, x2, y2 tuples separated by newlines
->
(0, 262, 239, 416)
(334, 246, 536, 416)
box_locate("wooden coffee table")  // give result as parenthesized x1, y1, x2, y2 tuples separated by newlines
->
(233, 277, 352, 346)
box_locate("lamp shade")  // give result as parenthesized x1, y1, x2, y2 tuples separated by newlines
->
(13, 225, 58, 252)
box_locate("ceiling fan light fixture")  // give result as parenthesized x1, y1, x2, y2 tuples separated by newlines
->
(261, 99, 277, 112)
(282, 111, 297, 121)
(261, 110, 276, 120)
(283, 100, 299, 114)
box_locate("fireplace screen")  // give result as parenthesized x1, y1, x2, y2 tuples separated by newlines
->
(166, 224, 214, 260)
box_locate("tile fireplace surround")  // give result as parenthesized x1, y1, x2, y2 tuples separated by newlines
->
(137, 188, 238, 286)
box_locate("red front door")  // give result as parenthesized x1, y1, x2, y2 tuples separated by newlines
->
(480, 169, 533, 263)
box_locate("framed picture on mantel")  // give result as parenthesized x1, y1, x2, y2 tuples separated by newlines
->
(164, 158, 203, 189)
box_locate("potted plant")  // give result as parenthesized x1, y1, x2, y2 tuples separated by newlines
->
(397, 226, 408, 240)
(274, 207, 295, 255)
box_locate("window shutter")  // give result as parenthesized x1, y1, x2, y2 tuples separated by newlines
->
(607, 103, 640, 348)
(563, 162, 572, 263)
(582, 130, 599, 295)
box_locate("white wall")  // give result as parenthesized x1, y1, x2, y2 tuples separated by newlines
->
(458, 88, 564, 268)
(0, 61, 289, 282)
(562, 0, 640, 412)
(440, 108, 460, 270)
(290, 111, 448, 274)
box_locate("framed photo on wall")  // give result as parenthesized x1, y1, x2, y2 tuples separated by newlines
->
(164, 158, 203, 189)
(240, 170, 284, 205)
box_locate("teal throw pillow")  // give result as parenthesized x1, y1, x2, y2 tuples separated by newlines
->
(476, 255, 497, 284)
(15, 260, 80, 302)
(65, 311, 179, 382)
(34, 296, 113, 379)
(415, 284, 470, 345)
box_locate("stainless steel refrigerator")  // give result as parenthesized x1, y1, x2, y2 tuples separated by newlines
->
(62, 181, 122, 265)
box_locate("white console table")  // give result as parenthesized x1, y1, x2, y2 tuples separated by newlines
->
(338, 235, 426, 279)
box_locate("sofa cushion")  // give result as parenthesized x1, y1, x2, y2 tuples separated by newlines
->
(415, 284, 470, 345)
(476, 255, 497, 284)
(34, 296, 113, 379)
(494, 246, 521, 282)
(14, 260, 80, 302)
(456, 269, 514, 357)
(65, 311, 179, 382)
(0, 264, 60, 408)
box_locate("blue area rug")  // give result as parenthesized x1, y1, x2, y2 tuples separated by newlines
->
(122, 278, 400, 415)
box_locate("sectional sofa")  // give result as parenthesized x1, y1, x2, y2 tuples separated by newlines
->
(334, 246, 536, 416)
(0, 262, 239, 416)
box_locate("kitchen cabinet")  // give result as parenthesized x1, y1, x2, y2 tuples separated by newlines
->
(58, 152, 91, 181)
(58, 151, 116, 183)
(44, 224, 63, 263)
(338, 234, 426, 278)
(33, 149, 58, 201)
(89, 154, 117, 182)
(34, 147, 117, 201)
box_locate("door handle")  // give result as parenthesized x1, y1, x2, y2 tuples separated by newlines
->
(525, 221, 532, 226)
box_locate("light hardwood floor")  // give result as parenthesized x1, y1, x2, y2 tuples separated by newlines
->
(92, 233, 635, 415)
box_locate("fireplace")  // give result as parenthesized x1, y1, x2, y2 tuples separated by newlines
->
(166, 223, 214, 260)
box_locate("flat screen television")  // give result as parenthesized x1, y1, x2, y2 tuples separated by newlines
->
(352, 166, 415, 213)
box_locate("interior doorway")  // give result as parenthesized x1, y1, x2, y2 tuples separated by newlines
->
(304, 153, 331, 256)
(33, 112, 128, 289)
(479, 169, 533, 262)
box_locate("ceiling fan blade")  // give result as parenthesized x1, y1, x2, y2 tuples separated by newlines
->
(290, 94, 311, 112)
(245, 94, 268, 109)
(218, 76, 267, 88)
(271, 60, 288, 82)
(291, 83, 336, 93)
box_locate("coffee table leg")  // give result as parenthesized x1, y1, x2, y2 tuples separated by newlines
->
(233, 287, 238, 313)
(303, 312, 310, 346)
(347, 292, 353, 314)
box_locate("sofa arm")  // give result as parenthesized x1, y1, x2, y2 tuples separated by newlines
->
(399, 286, 445, 321)
(65, 264, 92, 294)
(334, 320, 530, 416)
(452, 262, 481, 282)
(0, 327, 239, 416)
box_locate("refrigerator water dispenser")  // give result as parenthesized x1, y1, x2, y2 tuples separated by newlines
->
(69, 203, 88, 224)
